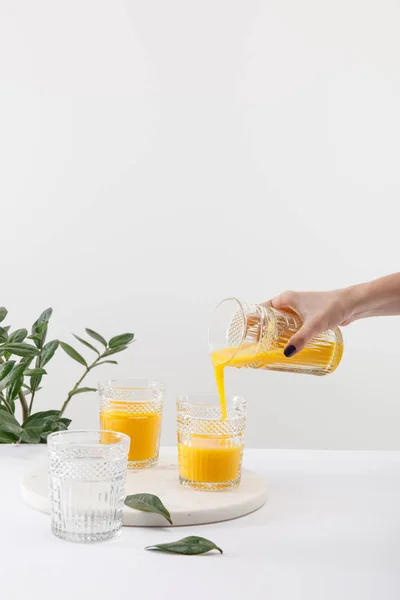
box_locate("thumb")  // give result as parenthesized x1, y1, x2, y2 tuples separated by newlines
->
(283, 318, 324, 357)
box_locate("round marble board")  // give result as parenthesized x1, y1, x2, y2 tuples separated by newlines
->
(21, 454, 267, 527)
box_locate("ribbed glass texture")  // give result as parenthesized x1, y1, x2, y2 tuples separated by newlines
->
(48, 430, 129, 543)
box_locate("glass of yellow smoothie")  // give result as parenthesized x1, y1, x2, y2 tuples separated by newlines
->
(177, 393, 247, 491)
(98, 379, 164, 469)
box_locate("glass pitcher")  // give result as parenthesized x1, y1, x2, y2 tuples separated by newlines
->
(208, 298, 343, 376)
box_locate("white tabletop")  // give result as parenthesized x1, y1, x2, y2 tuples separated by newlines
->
(2, 446, 400, 600)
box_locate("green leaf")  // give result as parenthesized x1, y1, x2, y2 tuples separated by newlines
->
(1, 343, 40, 357)
(23, 410, 60, 427)
(102, 345, 129, 358)
(22, 411, 72, 443)
(7, 375, 23, 402)
(73, 334, 100, 355)
(0, 307, 7, 323)
(93, 360, 118, 367)
(24, 368, 47, 377)
(0, 430, 18, 443)
(0, 327, 8, 343)
(0, 361, 15, 381)
(8, 329, 28, 344)
(109, 333, 135, 348)
(145, 536, 223, 555)
(41, 340, 59, 367)
(85, 328, 107, 348)
(0, 363, 26, 393)
(38, 308, 53, 324)
(19, 429, 41, 443)
(68, 387, 97, 397)
(60, 342, 87, 366)
(5, 329, 28, 359)
(0, 411, 22, 438)
(124, 494, 173, 525)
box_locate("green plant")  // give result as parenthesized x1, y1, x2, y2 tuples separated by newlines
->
(0, 307, 134, 443)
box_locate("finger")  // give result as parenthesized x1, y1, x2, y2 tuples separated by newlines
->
(262, 291, 298, 312)
(283, 318, 325, 357)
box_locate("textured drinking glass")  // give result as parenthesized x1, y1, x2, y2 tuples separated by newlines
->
(177, 394, 247, 491)
(209, 297, 343, 376)
(98, 379, 164, 469)
(48, 430, 130, 543)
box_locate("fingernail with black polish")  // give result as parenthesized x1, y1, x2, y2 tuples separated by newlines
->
(284, 345, 296, 358)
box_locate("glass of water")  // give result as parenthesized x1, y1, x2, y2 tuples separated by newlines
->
(48, 430, 130, 543)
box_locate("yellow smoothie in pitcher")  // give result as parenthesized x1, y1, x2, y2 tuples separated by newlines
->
(100, 404, 161, 463)
(212, 341, 343, 419)
(178, 435, 243, 483)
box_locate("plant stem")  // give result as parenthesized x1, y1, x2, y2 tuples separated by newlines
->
(59, 356, 101, 416)
(18, 390, 29, 422)
(0, 393, 14, 414)
(28, 341, 44, 416)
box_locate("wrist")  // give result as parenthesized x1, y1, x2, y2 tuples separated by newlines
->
(338, 283, 371, 323)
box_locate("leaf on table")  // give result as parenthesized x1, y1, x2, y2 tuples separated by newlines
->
(85, 328, 107, 348)
(109, 333, 135, 348)
(145, 536, 223, 555)
(60, 342, 87, 366)
(73, 334, 100, 355)
(125, 493, 173, 525)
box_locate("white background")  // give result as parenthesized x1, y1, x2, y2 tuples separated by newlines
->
(0, 0, 399, 449)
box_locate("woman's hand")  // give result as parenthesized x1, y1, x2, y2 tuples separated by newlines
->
(263, 289, 354, 357)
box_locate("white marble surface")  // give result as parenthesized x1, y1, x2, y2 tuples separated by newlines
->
(21, 452, 267, 526)
(2, 445, 400, 600)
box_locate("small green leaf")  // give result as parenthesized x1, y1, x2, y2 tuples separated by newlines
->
(60, 342, 87, 366)
(145, 536, 223, 555)
(85, 328, 107, 348)
(109, 333, 135, 348)
(0, 363, 26, 393)
(38, 308, 53, 324)
(0, 430, 18, 443)
(8, 329, 28, 344)
(93, 360, 118, 367)
(5, 329, 28, 358)
(125, 494, 173, 525)
(0, 307, 7, 323)
(0, 361, 15, 381)
(0, 411, 22, 438)
(7, 375, 23, 402)
(41, 340, 59, 367)
(23, 410, 60, 427)
(1, 343, 40, 357)
(19, 429, 41, 443)
(0, 327, 8, 343)
(68, 387, 97, 397)
(24, 368, 47, 376)
(73, 334, 100, 355)
(102, 345, 129, 358)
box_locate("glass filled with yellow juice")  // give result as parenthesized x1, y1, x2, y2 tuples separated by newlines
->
(177, 393, 247, 491)
(98, 379, 164, 469)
